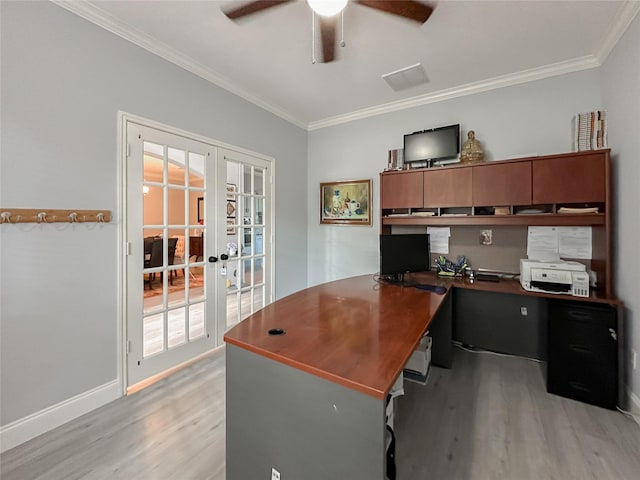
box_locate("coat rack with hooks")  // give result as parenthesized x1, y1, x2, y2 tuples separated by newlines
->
(0, 208, 112, 224)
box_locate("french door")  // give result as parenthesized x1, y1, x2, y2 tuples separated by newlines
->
(218, 149, 272, 332)
(124, 120, 272, 387)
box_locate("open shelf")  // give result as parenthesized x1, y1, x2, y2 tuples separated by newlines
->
(382, 213, 606, 227)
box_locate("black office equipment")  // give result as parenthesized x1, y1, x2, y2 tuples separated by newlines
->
(476, 273, 500, 282)
(380, 234, 430, 286)
(403, 124, 460, 166)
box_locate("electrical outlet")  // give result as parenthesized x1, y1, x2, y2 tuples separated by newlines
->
(520, 306, 528, 316)
(271, 467, 281, 480)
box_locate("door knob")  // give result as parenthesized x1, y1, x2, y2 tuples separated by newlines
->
(220, 254, 229, 261)
(208, 256, 218, 263)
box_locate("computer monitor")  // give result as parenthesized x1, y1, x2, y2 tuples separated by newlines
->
(403, 124, 460, 166)
(380, 234, 430, 285)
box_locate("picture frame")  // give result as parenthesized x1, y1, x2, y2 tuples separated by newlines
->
(226, 183, 237, 234)
(320, 179, 372, 226)
(197, 197, 204, 223)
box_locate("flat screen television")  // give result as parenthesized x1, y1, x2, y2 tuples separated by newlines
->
(403, 124, 460, 166)
(380, 233, 430, 285)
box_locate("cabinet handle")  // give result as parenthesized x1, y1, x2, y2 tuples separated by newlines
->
(569, 344, 592, 354)
(569, 381, 592, 393)
(567, 310, 593, 321)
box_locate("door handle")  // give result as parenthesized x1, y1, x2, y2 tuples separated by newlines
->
(208, 256, 218, 263)
(220, 254, 229, 261)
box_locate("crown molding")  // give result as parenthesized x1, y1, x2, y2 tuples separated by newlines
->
(308, 55, 600, 130)
(52, 0, 638, 133)
(595, 0, 640, 63)
(50, 0, 307, 130)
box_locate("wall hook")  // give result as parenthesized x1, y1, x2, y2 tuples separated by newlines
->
(36, 212, 48, 223)
(1, 212, 11, 224)
(69, 212, 78, 223)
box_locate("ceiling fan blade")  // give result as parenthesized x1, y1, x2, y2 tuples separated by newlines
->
(319, 16, 337, 63)
(223, 0, 293, 20)
(355, 1, 434, 23)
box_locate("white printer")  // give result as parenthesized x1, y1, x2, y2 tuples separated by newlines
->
(520, 259, 590, 297)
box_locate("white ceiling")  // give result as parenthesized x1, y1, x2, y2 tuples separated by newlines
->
(55, 0, 639, 130)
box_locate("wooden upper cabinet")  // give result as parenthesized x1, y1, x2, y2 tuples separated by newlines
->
(381, 171, 423, 208)
(532, 151, 607, 204)
(423, 168, 472, 207)
(472, 161, 532, 206)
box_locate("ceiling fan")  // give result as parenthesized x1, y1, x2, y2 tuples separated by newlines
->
(222, 1, 434, 63)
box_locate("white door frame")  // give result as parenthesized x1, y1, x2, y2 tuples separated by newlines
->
(117, 111, 275, 393)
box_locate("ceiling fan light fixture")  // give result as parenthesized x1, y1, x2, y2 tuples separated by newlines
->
(307, 0, 348, 17)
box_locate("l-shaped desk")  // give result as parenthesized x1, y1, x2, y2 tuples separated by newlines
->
(224, 273, 622, 480)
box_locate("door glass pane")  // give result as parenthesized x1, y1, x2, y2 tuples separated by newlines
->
(167, 147, 186, 187)
(254, 168, 264, 196)
(243, 196, 252, 225)
(243, 164, 252, 194)
(254, 228, 264, 255)
(168, 187, 186, 226)
(240, 290, 253, 321)
(143, 186, 163, 225)
(227, 259, 239, 291)
(143, 141, 164, 183)
(188, 152, 205, 188)
(254, 198, 263, 225)
(255, 257, 264, 285)
(143, 312, 164, 357)
(189, 303, 205, 340)
(168, 307, 186, 349)
(243, 227, 252, 256)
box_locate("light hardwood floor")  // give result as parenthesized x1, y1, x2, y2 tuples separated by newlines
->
(396, 347, 640, 480)
(2, 346, 639, 479)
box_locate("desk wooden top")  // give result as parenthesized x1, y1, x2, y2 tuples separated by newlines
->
(224, 274, 446, 400)
(407, 272, 622, 305)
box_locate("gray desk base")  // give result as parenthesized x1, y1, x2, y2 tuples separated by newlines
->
(226, 345, 386, 480)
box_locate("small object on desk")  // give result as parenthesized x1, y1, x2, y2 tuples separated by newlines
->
(476, 273, 500, 282)
(414, 284, 447, 294)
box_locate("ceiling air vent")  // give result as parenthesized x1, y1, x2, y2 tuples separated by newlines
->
(382, 63, 428, 91)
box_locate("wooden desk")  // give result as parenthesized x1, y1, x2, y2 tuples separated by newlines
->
(224, 274, 449, 479)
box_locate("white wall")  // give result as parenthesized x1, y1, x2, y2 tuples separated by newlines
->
(602, 12, 640, 412)
(307, 70, 603, 286)
(0, 0, 307, 434)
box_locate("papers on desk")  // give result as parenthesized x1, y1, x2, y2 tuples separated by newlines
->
(527, 226, 592, 260)
(427, 227, 450, 254)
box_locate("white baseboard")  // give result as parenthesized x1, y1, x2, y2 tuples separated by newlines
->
(627, 388, 640, 426)
(0, 380, 121, 453)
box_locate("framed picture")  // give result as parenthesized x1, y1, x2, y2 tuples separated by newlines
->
(226, 184, 237, 234)
(226, 183, 237, 200)
(320, 179, 372, 226)
(197, 197, 204, 222)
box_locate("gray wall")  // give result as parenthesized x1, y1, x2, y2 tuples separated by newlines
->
(0, 1, 307, 426)
(307, 70, 603, 287)
(602, 13, 640, 409)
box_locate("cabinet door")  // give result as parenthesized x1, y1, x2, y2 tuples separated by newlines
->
(381, 171, 423, 208)
(472, 161, 531, 206)
(423, 168, 472, 207)
(532, 153, 606, 203)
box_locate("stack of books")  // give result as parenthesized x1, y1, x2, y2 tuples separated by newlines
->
(573, 110, 607, 151)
